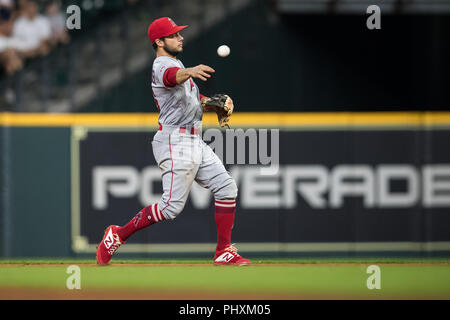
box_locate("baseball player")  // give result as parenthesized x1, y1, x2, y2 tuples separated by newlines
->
(96, 17, 250, 266)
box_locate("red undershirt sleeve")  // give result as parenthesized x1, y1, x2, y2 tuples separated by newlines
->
(163, 67, 180, 87)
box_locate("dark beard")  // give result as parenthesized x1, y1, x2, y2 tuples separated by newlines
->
(164, 44, 181, 57)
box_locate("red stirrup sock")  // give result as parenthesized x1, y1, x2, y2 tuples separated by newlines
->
(214, 199, 236, 252)
(117, 203, 165, 241)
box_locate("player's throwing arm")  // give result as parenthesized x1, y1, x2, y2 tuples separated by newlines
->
(177, 64, 215, 82)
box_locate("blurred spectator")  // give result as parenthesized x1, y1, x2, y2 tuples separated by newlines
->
(12, 0, 52, 58)
(15, 0, 29, 17)
(46, 0, 69, 45)
(0, 0, 67, 75)
(0, 0, 12, 20)
(0, 0, 23, 75)
(0, 47, 23, 74)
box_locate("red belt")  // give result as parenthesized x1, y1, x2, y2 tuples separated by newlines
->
(159, 124, 200, 135)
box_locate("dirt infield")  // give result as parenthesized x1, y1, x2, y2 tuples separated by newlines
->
(0, 287, 322, 300)
(0, 287, 443, 300)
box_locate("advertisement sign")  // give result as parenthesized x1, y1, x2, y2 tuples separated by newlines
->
(71, 127, 450, 254)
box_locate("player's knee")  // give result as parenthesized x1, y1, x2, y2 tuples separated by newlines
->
(215, 179, 238, 200)
(159, 199, 186, 220)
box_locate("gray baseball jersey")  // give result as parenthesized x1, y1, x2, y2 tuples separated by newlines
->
(151, 56, 203, 127)
(150, 56, 237, 221)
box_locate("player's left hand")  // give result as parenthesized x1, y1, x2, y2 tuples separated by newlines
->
(202, 94, 234, 128)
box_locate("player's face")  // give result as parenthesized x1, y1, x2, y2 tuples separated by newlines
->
(162, 32, 184, 57)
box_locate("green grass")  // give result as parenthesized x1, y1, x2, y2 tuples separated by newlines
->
(0, 258, 449, 299)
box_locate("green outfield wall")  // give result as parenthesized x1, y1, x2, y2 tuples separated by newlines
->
(1, 127, 72, 257)
(1, 112, 450, 258)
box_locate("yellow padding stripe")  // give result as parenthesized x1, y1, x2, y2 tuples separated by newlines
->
(1, 112, 450, 127)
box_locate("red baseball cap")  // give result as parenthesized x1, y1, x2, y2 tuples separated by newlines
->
(148, 17, 188, 43)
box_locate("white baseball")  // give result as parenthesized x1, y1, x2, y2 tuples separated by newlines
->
(217, 45, 230, 58)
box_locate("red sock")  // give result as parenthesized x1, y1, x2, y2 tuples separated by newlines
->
(117, 203, 165, 241)
(214, 199, 236, 252)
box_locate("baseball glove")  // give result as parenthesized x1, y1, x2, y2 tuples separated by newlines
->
(201, 94, 234, 128)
